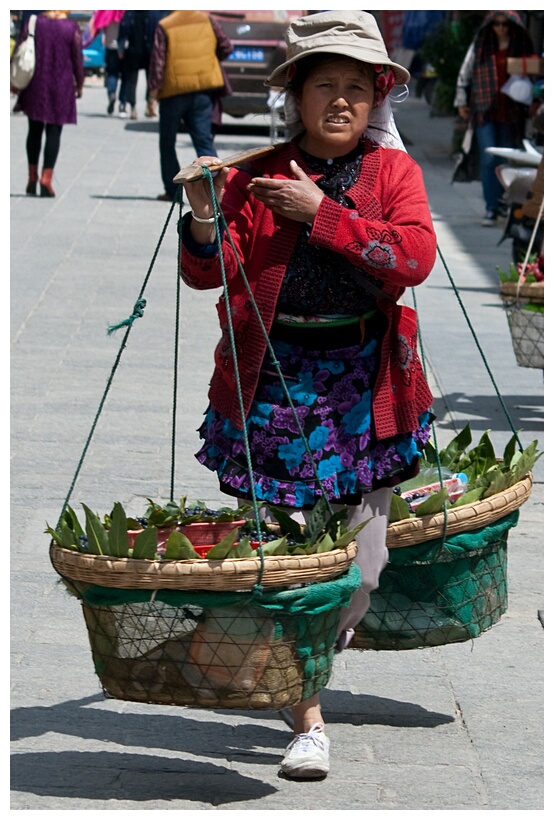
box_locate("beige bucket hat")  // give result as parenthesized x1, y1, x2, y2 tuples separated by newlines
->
(266, 10, 411, 89)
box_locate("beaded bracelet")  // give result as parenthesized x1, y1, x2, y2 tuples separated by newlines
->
(191, 210, 217, 224)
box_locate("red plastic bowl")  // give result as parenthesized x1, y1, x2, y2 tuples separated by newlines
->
(127, 521, 247, 555)
(181, 520, 246, 546)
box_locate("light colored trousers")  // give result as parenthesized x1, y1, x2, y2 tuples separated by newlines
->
(255, 486, 393, 650)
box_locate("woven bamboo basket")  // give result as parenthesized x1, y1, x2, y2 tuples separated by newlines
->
(69, 563, 361, 710)
(385, 473, 532, 549)
(500, 281, 544, 305)
(50, 541, 360, 711)
(50, 540, 357, 591)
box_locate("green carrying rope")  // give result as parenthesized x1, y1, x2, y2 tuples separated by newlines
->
(56, 188, 185, 529)
(106, 298, 147, 335)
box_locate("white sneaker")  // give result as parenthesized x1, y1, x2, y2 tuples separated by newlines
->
(280, 722, 330, 779)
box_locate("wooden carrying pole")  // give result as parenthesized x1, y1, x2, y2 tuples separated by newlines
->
(173, 144, 282, 184)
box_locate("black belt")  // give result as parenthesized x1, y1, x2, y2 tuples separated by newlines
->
(270, 312, 383, 348)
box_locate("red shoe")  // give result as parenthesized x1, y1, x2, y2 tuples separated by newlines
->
(26, 164, 38, 196)
(40, 168, 55, 197)
(156, 193, 172, 201)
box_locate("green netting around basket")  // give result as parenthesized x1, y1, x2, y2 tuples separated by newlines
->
(68, 564, 361, 710)
(350, 511, 518, 651)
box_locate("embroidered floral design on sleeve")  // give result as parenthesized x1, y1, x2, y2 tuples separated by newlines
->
(345, 227, 403, 269)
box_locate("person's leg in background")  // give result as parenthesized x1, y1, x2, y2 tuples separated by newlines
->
(144, 65, 157, 117)
(185, 91, 217, 158)
(25, 118, 44, 195)
(476, 120, 509, 225)
(118, 55, 128, 118)
(39, 123, 63, 197)
(104, 48, 119, 115)
(157, 94, 185, 199)
(123, 68, 139, 119)
(495, 121, 521, 218)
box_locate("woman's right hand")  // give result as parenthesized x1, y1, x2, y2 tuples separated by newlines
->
(183, 156, 230, 221)
(457, 106, 470, 121)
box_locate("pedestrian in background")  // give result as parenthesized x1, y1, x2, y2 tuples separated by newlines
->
(144, 11, 172, 118)
(118, 10, 170, 120)
(180, 10, 436, 778)
(147, 10, 233, 201)
(12, 10, 84, 198)
(455, 10, 534, 226)
(88, 10, 126, 117)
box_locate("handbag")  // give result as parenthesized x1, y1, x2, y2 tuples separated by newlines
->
(10, 14, 37, 91)
(452, 125, 481, 184)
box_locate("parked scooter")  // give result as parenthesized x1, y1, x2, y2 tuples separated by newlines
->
(487, 138, 544, 264)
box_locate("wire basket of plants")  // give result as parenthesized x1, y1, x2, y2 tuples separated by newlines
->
(498, 252, 544, 370)
(350, 424, 540, 652)
(48, 496, 363, 709)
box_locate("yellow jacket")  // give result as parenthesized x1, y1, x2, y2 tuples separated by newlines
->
(158, 11, 224, 100)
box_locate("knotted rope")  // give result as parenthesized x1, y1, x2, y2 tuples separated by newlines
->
(107, 298, 147, 335)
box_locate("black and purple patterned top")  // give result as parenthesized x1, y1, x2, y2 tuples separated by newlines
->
(277, 145, 383, 317)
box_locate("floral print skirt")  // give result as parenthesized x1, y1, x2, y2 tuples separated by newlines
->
(196, 328, 433, 509)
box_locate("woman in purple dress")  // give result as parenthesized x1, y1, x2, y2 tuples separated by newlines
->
(13, 11, 84, 198)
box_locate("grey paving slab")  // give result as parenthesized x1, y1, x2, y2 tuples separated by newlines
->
(10, 74, 543, 811)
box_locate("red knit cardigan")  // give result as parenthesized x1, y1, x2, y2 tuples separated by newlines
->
(180, 138, 437, 440)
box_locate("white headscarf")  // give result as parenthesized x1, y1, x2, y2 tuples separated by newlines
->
(364, 92, 408, 152)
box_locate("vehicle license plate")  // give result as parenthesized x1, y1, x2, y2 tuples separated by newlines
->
(228, 48, 266, 62)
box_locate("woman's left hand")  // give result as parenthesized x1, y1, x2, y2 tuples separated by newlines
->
(247, 160, 324, 222)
